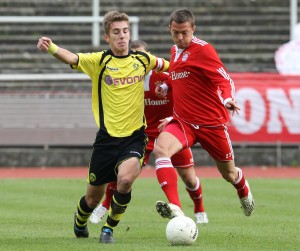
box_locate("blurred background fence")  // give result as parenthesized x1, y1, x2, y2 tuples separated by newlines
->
(0, 0, 299, 167)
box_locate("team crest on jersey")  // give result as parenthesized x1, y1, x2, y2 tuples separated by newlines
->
(89, 173, 96, 183)
(182, 51, 190, 61)
(104, 75, 113, 85)
(133, 63, 139, 70)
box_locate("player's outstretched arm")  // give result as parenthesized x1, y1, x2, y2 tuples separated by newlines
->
(37, 36, 78, 65)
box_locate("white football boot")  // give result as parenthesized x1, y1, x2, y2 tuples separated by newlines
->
(156, 200, 184, 219)
(194, 212, 209, 224)
(239, 180, 255, 216)
(89, 204, 108, 224)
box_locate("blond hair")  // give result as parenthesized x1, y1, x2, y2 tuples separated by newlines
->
(103, 10, 129, 35)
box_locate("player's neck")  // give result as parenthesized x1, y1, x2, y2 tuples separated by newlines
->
(111, 48, 129, 56)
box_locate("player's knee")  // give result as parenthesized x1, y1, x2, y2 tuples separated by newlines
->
(185, 180, 196, 189)
(221, 170, 237, 183)
(117, 176, 133, 193)
(184, 175, 198, 189)
(85, 196, 101, 209)
(153, 143, 167, 158)
(216, 160, 237, 183)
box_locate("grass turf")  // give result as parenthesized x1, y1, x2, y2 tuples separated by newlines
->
(0, 177, 299, 251)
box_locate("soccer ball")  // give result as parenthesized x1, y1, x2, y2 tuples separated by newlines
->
(165, 216, 198, 246)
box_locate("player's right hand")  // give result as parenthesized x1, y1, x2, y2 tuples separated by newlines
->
(37, 37, 52, 52)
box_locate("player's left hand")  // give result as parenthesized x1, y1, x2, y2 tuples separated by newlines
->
(157, 117, 172, 132)
(155, 83, 168, 99)
(225, 100, 240, 115)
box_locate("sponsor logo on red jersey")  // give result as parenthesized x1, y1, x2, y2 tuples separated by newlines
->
(144, 98, 169, 106)
(170, 71, 190, 80)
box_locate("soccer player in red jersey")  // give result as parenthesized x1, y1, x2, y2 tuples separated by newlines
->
(154, 9, 255, 218)
(89, 40, 208, 225)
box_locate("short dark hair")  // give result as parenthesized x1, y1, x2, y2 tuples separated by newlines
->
(169, 9, 195, 27)
(130, 40, 148, 51)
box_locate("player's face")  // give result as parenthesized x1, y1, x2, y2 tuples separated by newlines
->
(104, 21, 130, 56)
(169, 21, 195, 49)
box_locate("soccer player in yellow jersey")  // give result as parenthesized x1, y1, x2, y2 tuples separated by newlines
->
(37, 10, 169, 244)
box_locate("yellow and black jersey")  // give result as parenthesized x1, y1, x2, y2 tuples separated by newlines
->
(72, 49, 169, 137)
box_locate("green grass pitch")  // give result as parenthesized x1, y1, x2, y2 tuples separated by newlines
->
(0, 177, 299, 251)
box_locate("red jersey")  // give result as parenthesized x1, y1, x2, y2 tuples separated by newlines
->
(169, 37, 235, 126)
(144, 70, 173, 137)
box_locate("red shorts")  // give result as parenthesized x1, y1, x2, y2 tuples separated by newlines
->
(163, 117, 234, 161)
(144, 135, 194, 168)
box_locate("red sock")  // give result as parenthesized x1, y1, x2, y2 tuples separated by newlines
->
(155, 157, 181, 207)
(186, 178, 205, 213)
(102, 181, 117, 209)
(233, 167, 249, 198)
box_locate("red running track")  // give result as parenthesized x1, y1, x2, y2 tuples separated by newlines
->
(0, 166, 299, 179)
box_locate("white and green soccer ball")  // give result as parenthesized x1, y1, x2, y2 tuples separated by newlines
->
(166, 216, 198, 246)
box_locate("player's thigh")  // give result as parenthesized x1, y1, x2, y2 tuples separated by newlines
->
(171, 147, 194, 168)
(197, 126, 234, 162)
(155, 121, 187, 157)
(118, 157, 141, 181)
(89, 134, 120, 185)
(117, 157, 141, 193)
(116, 127, 147, 190)
(117, 127, 148, 169)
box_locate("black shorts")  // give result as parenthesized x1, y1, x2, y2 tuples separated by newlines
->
(88, 127, 148, 186)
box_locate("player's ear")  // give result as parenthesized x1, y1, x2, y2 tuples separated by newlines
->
(104, 33, 109, 43)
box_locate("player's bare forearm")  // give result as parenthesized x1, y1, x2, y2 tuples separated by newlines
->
(53, 47, 79, 65)
(37, 36, 78, 65)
